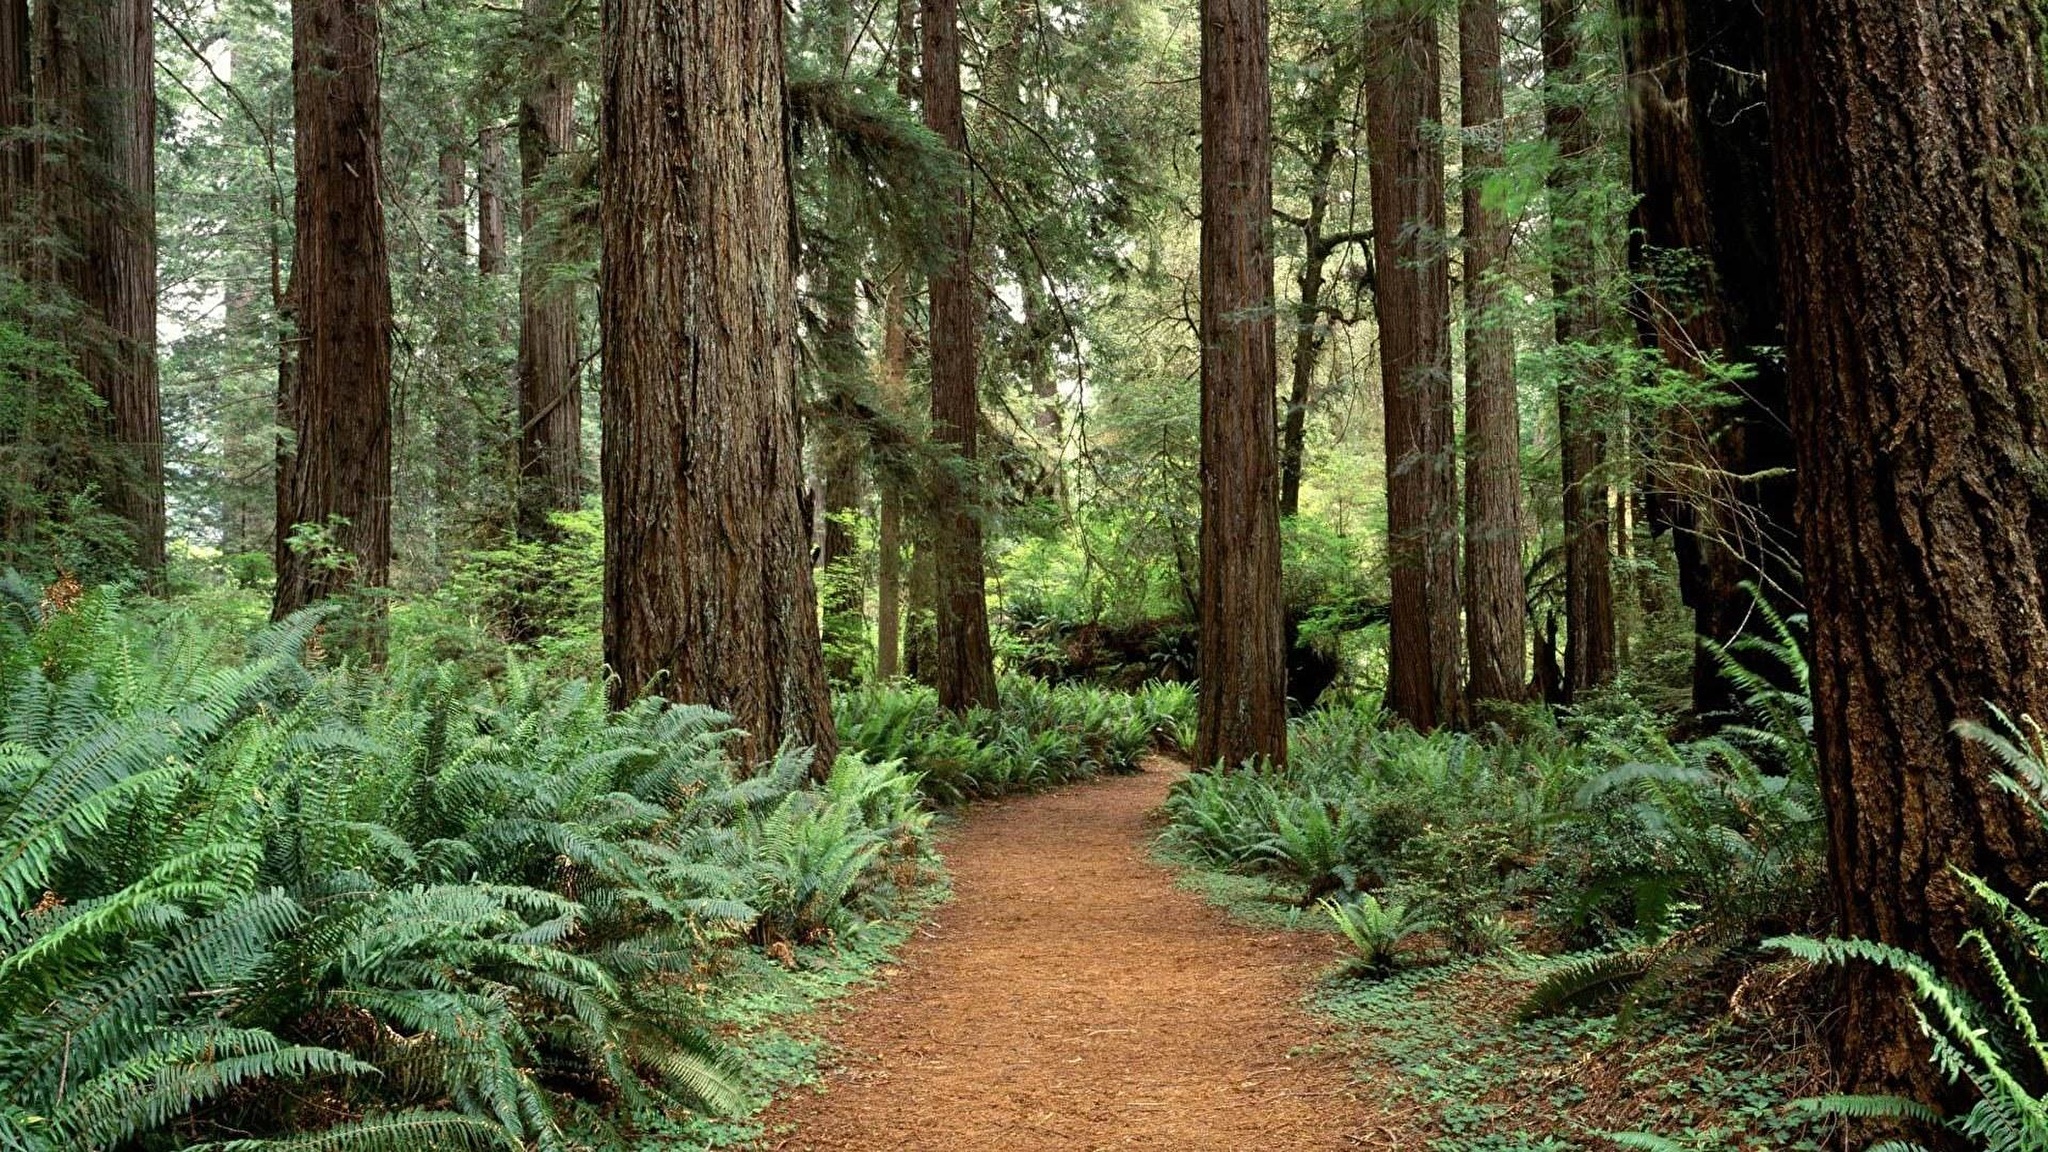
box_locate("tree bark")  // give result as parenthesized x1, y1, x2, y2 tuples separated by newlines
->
(1619, 0, 1799, 721)
(36, 0, 164, 573)
(1195, 0, 1287, 767)
(921, 0, 999, 713)
(600, 0, 837, 768)
(876, 272, 910, 680)
(437, 144, 467, 256)
(516, 0, 582, 539)
(1459, 0, 1525, 708)
(1767, 0, 2048, 1119)
(478, 125, 507, 276)
(274, 0, 391, 619)
(1, 0, 28, 260)
(1368, 0, 1461, 731)
(1540, 0, 1614, 702)
(1279, 130, 1351, 521)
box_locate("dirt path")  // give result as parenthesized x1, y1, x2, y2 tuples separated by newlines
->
(757, 758, 1378, 1151)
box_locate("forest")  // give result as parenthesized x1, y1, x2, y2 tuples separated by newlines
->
(2, 0, 2045, 1148)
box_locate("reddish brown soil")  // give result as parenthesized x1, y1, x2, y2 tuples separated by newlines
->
(756, 759, 1382, 1150)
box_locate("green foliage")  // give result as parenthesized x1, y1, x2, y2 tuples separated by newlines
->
(1323, 892, 1440, 975)
(0, 577, 929, 1150)
(835, 675, 1165, 804)
(1770, 711, 2048, 1152)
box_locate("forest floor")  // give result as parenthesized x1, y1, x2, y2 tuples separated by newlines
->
(751, 757, 1394, 1151)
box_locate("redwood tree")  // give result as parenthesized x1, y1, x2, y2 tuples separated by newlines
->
(37, 0, 164, 573)
(1195, 0, 1287, 768)
(1459, 0, 1524, 708)
(1768, 0, 2048, 1113)
(921, 0, 999, 713)
(274, 0, 392, 618)
(1540, 0, 1614, 702)
(600, 0, 837, 767)
(1368, 0, 1461, 730)
(1, 0, 27, 250)
(1619, 0, 1798, 721)
(516, 0, 582, 539)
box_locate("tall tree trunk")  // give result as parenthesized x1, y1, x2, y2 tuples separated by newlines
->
(1460, 0, 1525, 708)
(600, 0, 836, 768)
(437, 144, 467, 255)
(921, 0, 998, 713)
(1, 0, 29, 260)
(875, 272, 910, 680)
(37, 0, 163, 573)
(1368, 0, 1461, 731)
(1196, 0, 1287, 767)
(478, 126, 507, 276)
(1620, 0, 1798, 721)
(1768, 0, 2048, 1119)
(1540, 0, 1614, 702)
(816, 241, 867, 683)
(274, 0, 391, 619)
(515, 0, 582, 539)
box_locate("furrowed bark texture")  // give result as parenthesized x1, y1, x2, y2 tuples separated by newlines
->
(274, 0, 392, 616)
(600, 0, 837, 768)
(516, 0, 582, 538)
(1768, 0, 2048, 1118)
(1620, 0, 1799, 720)
(1196, 0, 1288, 767)
(1540, 0, 1614, 701)
(1459, 0, 1526, 707)
(1368, 1, 1462, 731)
(37, 0, 164, 572)
(921, 0, 998, 713)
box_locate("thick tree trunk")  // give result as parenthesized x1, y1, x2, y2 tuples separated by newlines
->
(1459, 0, 1525, 708)
(36, 0, 164, 573)
(1540, 0, 1614, 702)
(1, 0, 28, 258)
(921, 0, 999, 713)
(274, 0, 392, 618)
(600, 0, 836, 768)
(438, 144, 467, 255)
(1368, 1, 1461, 731)
(1620, 0, 1798, 721)
(875, 273, 910, 681)
(1195, 0, 1287, 768)
(478, 127, 507, 276)
(516, 0, 582, 539)
(1768, 0, 2048, 1119)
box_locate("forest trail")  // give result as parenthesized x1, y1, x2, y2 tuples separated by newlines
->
(756, 758, 1383, 1151)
